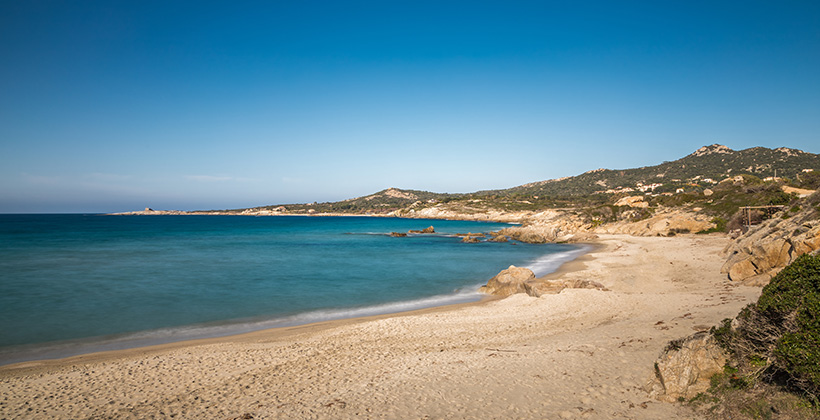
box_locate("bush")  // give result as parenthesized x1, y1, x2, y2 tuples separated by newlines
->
(727, 254, 820, 399)
(760, 256, 820, 397)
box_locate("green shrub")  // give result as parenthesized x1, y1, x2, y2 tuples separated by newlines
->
(710, 318, 735, 350)
(757, 254, 820, 317)
(697, 217, 728, 234)
(755, 254, 820, 398)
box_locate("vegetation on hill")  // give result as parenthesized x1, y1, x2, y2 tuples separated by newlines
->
(690, 254, 820, 419)
(477, 144, 819, 197)
(221, 145, 819, 230)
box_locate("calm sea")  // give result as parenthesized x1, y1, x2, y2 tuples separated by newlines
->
(0, 214, 586, 364)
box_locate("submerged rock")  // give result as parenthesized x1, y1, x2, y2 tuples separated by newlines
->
(389, 232, 407, 237)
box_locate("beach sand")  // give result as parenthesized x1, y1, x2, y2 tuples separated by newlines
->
(0, 234, 760, 419)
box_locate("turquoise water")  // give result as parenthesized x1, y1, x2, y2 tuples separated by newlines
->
(0, 214, 586, 364)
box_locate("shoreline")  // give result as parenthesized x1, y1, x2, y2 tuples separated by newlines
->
(0, 214, 535, 367)
(0, 242, 584, 368)
(0, 240, 587, 368)
(0, 295, 502, 373)
(0, 292, 499, 369)
(0, 234, 761, 419)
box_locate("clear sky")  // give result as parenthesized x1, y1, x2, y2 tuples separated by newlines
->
(1, 1, 819, 213)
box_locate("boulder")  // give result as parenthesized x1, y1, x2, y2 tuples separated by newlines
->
(728, 258, 758, 283)
(461, 236, 482, 243)
(389, 232, 407, 237)
(647, 332, 727, 402)
(479, 266, 536, 296)
(751, 239, 792, 273)
(479, 266, 609, 297)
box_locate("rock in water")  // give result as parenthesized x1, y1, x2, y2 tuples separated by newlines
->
(409, 226, 436, 234)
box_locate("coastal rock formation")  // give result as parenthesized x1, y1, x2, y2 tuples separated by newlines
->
(390, 232, 408, 237)
(479, 266, 536, 296)
(647, 332, 727, 402)
(498, 225, 559, 243)
(456, 232, 486, 237)
(526, 278, 609, 297)
(722, 215, 820, 285)
(479, 266, 608, 297)
(720, 190, 820, 284)
(409, 226, 435, 234)
(461, 236, 481, 243)
(560, 231, 600, 243)
(595, 209, 713, 237)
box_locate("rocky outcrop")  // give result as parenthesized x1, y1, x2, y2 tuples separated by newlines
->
(614, 196, 649, 208)
(479, 266, 607, 297)
(495, 210, 595, 244)
(479, 266, 536, 296)
(647, 332, 727, 402)
(525, 278, 609, 296)
(722, 218, 820, 285)
(389, 232, 407, 237)
(408, 226, 435, 234)
(497, 225, 559, 243)
(594, 209, 714, 237)
(721, 191, 820, 285)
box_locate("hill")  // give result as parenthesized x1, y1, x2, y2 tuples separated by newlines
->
(248, 145, 819, 222)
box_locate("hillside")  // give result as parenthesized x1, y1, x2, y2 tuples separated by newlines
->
(490, 145, 819, 198)
(246, 145, 819, 221)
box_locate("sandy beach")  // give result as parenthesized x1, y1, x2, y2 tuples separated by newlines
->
(0, 234, 760, 419)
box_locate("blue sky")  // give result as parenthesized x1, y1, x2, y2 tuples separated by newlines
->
(1, 1, 819, 212)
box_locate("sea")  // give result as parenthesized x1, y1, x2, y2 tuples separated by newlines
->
(0, 214, 587, 365)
